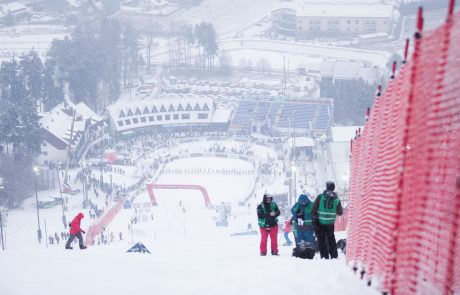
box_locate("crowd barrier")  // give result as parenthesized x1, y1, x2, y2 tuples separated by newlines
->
(85, 198, 125, 246)
(346, 5, 459, 295)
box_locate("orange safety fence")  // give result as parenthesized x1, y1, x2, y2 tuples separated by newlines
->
(346, 6, 460, 295)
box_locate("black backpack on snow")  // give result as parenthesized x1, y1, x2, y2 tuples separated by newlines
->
(292, 241, 315, 259)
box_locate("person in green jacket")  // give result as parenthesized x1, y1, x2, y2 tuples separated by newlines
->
(291, 194, 315, 246)
(256, 194, 281, 256)
(312, 181, 343, 259)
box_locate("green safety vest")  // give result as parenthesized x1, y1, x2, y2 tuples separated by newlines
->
(318, 193, 339, 225)
(258, 203, 278, 227)
(292, 202, 312, 225)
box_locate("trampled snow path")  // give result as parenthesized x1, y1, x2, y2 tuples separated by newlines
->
(0, 235, 377, 295)
(0, 154, 375, 295)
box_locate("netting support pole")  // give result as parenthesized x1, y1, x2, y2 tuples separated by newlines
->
(447, 0, 455, 21)
(390, 61, 397, 79)
(403, 39, 410, 64)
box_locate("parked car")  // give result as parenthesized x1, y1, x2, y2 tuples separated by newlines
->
(38, 197, 63, 209)
(61, 186, 80, 195)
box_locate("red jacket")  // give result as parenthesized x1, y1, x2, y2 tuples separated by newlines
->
(70, 212, 84, 235)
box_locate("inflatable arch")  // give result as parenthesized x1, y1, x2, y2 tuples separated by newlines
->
(146, 183, 211, 206)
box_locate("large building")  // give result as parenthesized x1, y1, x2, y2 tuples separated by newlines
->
(0, 2, 29, 23)
(106, 96, 231, 136)
(272, 0, 398, 39)
(38, 101, 105, 165)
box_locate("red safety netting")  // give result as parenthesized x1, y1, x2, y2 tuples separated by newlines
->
(346, 10, 460, 295)
(85, 197, 125, 246)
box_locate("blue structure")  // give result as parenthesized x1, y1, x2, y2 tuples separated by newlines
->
(229, 99, 332, 136)
(126, 242, 151, 254)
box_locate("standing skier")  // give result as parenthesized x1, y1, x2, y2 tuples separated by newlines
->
(312, 181, 343, 259)
(65, 212, 87, 250)
(257, 194, 280, 256)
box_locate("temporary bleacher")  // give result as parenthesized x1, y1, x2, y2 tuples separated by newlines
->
(254, 101, 271, 122)
(267, 102, 282, 127)
(312, 105, 331, 130)
(277, 103, 317, 130)
(228, 100, 257, 133)
(230, 100, 332, 135)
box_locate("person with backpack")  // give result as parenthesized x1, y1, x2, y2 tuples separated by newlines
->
(257, 194, 280, 256)
(312, 181, 343, 259)
(65, 212, 87, 250)
(291, 193, 315, 246)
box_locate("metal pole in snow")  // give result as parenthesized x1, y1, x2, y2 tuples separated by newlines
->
(0, 210, 4, 251)
(44, 219, 48, 249)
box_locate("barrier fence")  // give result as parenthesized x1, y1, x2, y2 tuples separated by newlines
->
(346, 5, 460, 295)
(85, 197, 125, 246)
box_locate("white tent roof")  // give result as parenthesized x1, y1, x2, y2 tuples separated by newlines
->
(289, 137, 315, 147)
(331, 126, 362, 142)
(297, 3, 394, 18)
(211, 109, 232, 124)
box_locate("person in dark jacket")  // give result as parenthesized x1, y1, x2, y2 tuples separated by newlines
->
(291, 194, 314, 246)
(257, 194, 281, 256)
(65, 212, 87, 250)
(312, 181, 343, 259)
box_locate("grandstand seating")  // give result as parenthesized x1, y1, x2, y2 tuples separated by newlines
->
(254, 101, 271, 122)
(229, 100, 332, 135)
(313, 105, 331, 130)
(228, 101, 257, 133)
(267, 102, 282, 127)
(278, 103, 317, 129)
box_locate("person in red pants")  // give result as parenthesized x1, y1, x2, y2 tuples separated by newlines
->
(257, 194, 281, 256)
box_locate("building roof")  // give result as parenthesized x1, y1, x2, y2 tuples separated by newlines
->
(331, 126, 362, 142)
(40, 101, 102, 150)
(297, 3, 394, 18)
(40, 128, 67, 150)
(0, 2, 28, 14)
(74, 102, 103, 122)
(333, 61, 362, 80)
(107, 97, 215, 122)
(321, 60, 371, 80)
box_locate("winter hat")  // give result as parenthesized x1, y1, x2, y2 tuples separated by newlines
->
(326, 181, 335, 191)
(77, 212, 85, 219)
(262, 194, 272, 203)
(298, 194, 309, 203)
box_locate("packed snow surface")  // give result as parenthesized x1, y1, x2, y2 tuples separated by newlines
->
(0, 154, 376, 295)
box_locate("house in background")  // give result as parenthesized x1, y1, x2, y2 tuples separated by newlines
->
(0, 2, 29, 23)
(271, 0, 399, 40)
(38, 101, 106, 166)
(319, 60, 385, 97)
